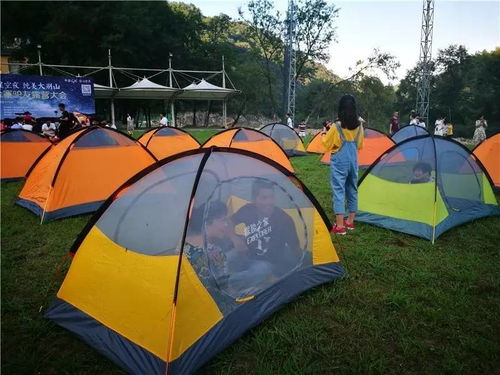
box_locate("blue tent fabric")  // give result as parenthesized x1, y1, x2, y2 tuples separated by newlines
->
(357, 135, 500, 241)
(391, 125, 429, 144)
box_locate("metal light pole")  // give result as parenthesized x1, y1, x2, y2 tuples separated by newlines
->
(284, 0, 297, 121)
(169, 53, 176, 127)
(108, 49, 116, 126)
(415, 0, 435, 126)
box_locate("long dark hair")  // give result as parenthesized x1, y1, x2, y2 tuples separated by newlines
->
(338, 94, 360, 130)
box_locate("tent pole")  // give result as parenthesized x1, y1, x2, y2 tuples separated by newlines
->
(223, 100, 227, 128)
(108, 49, 116, 126)
(171, 101, 176, 128)
(222, 55, 226, 88)
(110, 98, 116, 127)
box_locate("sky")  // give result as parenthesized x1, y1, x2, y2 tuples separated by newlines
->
(186, 0, 500, 82)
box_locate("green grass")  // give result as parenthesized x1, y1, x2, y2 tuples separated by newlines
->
(2, 130, 499, 374)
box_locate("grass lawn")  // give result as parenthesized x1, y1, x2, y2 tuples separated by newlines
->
(2, 130, 499, 374)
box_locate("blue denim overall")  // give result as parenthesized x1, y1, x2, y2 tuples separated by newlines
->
(330, 123, 361, 215)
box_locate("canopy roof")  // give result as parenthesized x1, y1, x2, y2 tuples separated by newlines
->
(114, 78, 178, 100)
(93, 83, 117, 99)
(94, 78, 238, 101)
(178, 79, 237, 100)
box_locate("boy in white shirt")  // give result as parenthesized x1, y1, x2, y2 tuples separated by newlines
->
(159, 113, 169, 127)
(42, 120, 57, 137)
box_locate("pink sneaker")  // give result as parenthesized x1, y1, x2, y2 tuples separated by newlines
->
(331, 224, 346, 235)
(345, 221, 355, 231)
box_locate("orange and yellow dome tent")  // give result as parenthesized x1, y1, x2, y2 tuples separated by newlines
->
(45, 147, 343, 374)
(306, 131, 328, 154)
(472, 133, 499, 190)
(16, 127, 157, 221)
(321, 128, 396, 168)
(202, 127, 294, 172)
(1, 129, 52, 182)
(138, 127, 200, 160)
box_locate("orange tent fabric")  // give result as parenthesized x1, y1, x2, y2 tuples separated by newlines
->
(306, 132, 327, 154)
(321, 128, 395, 167)
(16, 127, 157, 221)
(473, 133, 500, 189)
(203, 128, 294, 172)
(1, 130, 52, 182)
(138, 127, 200, 160)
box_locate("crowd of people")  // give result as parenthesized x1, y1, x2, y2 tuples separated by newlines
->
(0, 103, 127, 142)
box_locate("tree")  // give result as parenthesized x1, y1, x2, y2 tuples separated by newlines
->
(239, 0, 284, 117)
(294, 0, 339, 81)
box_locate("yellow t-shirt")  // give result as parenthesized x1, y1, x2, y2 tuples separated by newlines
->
(322, 122, 364, 154)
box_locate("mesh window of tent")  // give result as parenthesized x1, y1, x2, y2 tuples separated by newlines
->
(46, 147, 343, 374)
(1, 129, 52, 182)
(203, 127, 294, 172)
(260, 123, 306, 156)
(391, 124, 430, 144)
(138, 127, 200, 160)
(356, 135, 499, 242)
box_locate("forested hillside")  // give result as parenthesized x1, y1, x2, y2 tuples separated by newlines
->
(2, 1, 498, 135)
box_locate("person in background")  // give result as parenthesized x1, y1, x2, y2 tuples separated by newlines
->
(286, 113, 293, 129)
(41, 119, 56, 138)
(434, 117, 445, 136)
(473, 115, 487, 143)
(159, 113, 169, 127)
(409, 112, 418, 125)
(126, 114, 134, 136)
(298, 121, 307, 138)
(322, 120, 331, 135)
(389, 111, 399, 135)
(322, 94, 364, 235)
(409, 110, 416, 124)
(57, 103, 74, 139)
(21, 119, 33, 131)
(22, 111, 35, 125)
(416, 115, 426, 129)
(0, 121, 7, 131)
(11, 119, 23, 129)
(446, 122, 454, 138)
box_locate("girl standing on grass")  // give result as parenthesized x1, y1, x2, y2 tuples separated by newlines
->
(322, 94, 364, 235)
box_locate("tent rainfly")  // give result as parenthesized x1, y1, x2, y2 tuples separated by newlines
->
(472, 133, 500, 190)
(356, 135, 500, 242)
(46, 147, 343, 374)
(391, 124, 430, 144)
(138, 127, 200, 160)
(16, 127, 157, 221)
(202, 127, 294, 172)
(1, 129, 52, 182)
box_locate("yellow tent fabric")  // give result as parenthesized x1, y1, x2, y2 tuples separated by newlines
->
(46, 147, 343, 374)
